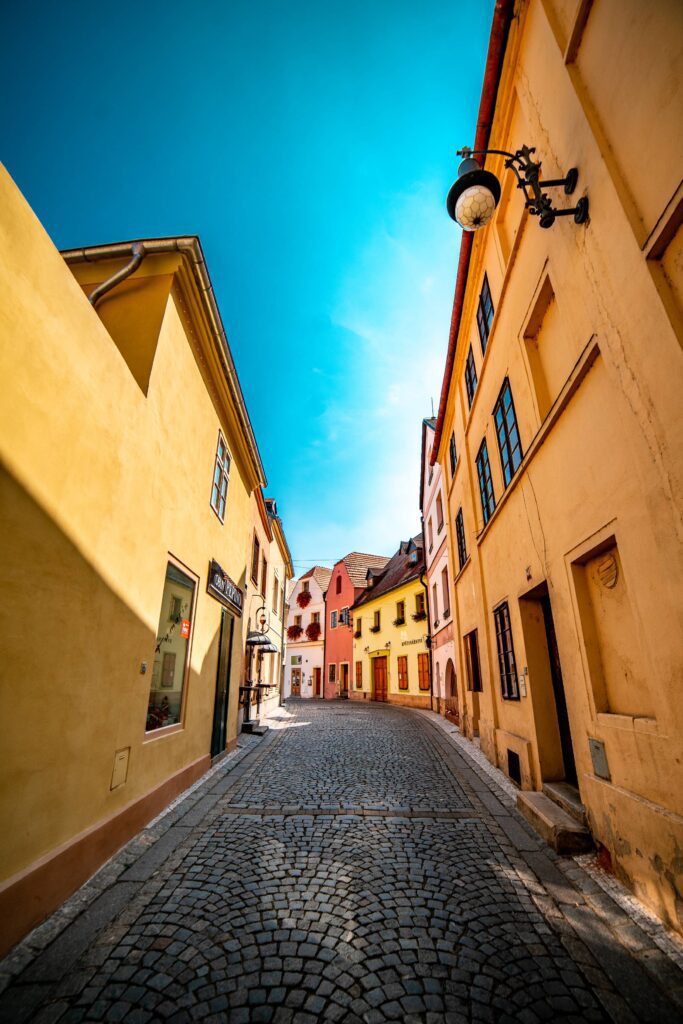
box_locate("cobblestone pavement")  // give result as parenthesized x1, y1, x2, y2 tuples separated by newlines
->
(1, 702, 682, 1024)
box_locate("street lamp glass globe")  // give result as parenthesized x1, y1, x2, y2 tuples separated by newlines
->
(455, 185, 497, 231)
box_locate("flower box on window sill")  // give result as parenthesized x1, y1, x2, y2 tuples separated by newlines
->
(354, 630, 362, 639)
(305, 622, 321, 642)
(296, 591, 312, 608)
(412, 611, 427, 622)
(370, 625, 381, 634)
(393, 618, 405, 627)
(287, 625, 304, 641)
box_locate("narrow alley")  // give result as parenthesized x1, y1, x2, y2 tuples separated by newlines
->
(1, 703, 681, 1024)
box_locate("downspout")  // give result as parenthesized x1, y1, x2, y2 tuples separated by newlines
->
(419, 534, 434, 713)
(88, 242, 146, 308)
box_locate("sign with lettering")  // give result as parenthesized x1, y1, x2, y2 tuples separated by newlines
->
(207, 560, 243, 616)
(180, 619, 191, 639)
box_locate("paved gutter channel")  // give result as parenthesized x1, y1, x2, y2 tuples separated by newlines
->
(0, 702, 681, 1024)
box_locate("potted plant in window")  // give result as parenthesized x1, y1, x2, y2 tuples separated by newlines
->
(370, 624, 381, 634)
(287, 624, 304, 641)
(412, 610, 427, 621)
(305, 621, 321, 642)
(393, 616, 405, 626)
(296, 590, 312, 608)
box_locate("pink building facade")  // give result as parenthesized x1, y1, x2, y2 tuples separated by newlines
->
(324, 553, 388, 699)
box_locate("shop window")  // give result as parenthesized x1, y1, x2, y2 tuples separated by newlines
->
(465, 346, 478, 408)
(147, 561, 196, 732)
(476, 439, 496, 525)
(251, 534, 260, 584)
(210, 431, 231, 522)
(398, 656, 409, 690)
(418, 653, 430, 691)
(449, 432, 457, 476)
(456, 508, 468, 570)
(494, 602, 519, 700)
(477, 273, 495, 354)
(356, 661, 363, 688)
(493, 379, 523, 487)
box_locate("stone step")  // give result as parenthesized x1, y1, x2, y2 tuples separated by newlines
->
(241, 721, 269, 735)
(516, 791, 593, 855)
(542, 781, 587, 826)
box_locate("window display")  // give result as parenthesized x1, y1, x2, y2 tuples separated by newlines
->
(147, 562, 195, 731)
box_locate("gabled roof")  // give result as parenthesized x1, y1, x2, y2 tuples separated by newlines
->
(61, 236, 267, 488)
(353, 537, 425, 607)
(299, 565, 332, 591)
(340, 552, 390, 589)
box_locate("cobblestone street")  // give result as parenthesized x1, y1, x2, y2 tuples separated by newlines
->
(1, 702, 682, 1024)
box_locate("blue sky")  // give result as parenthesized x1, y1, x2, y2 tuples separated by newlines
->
(1, 0, 493, 571)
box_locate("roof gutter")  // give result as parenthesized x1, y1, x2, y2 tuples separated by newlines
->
(430, 0, 515, 466)
(62, 236, 267, 487)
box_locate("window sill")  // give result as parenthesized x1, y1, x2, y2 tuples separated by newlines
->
(596, 712, 660, 736)
(454, 556, 471, 584)
(144, 722, 184, 742)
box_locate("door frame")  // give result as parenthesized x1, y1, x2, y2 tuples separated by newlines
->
(371, 653, 389, 702)
(210, 609, 234, 759)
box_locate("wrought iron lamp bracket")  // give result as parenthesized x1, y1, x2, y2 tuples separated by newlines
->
(457, 145, 588, 229)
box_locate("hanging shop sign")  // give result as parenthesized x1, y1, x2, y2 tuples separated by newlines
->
(207, 560, 243, 616)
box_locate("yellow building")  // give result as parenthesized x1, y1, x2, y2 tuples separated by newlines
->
(0, 166, 286, 954)
(431, 0, 683, 931)
(351, 538, 430, 707)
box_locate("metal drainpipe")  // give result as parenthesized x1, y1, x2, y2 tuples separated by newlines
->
(89, 242, 146, 308)
(419, 517, 434, 712)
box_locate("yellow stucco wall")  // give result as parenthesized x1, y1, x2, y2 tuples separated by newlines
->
(352, 581, 430, 707)
(0, 166, 259, 944)
(436, 0, 683, 931)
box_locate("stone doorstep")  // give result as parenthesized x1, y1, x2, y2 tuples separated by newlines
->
(517, 791, 593, 855)
(542, 781, 587, 826)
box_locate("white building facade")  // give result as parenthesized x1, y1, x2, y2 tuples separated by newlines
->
(420, 418, 458, 720)
(283, 565, 331, 699)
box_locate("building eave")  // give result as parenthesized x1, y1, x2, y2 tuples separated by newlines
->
(61, 236, 267, 489)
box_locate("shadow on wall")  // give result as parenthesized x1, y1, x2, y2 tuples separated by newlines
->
(0, 463, 222, 955)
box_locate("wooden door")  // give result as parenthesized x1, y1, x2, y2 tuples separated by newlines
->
(291, 668, 301, 696)
(340, 663, 349, 696)
(373, 656, 388, 702)
(314, 667, 321, 696)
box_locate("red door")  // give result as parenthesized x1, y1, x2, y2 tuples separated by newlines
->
(314, 667, 321, 696)
(373, 657, 388, 702)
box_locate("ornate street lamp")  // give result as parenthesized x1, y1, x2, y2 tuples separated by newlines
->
(447, 145, 588, 231)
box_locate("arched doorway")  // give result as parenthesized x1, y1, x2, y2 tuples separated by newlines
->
(444, 659, 459, 725)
